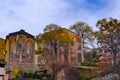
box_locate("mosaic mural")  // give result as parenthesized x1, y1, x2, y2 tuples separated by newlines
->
(9, 35, 33, 63)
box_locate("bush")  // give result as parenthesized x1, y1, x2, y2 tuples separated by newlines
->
(12, 68, 20, 78)
(28, 69, 34, 78)
(82, 74, 89, 80)
(81, 62, 98, 67)
(65, 67, 81, 80)
(23, 72, 29, 78)
(23, 70, 51, 79)
(84, 77, 89, 80)
(81, 62, 88, 66)
(90, 63, 98, 67)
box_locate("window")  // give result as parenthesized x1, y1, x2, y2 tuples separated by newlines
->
(78, 53, 81, 62)
(77, 43, 81, 50)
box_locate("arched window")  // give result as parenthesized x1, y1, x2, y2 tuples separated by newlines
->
(9, 36, 17, 62)
(17, 35, 26, 53)
(26, 39, 33, 63)
(10, 37, 16, 54)
(26, 39, 33, 54)
(17, 35, 27, 63)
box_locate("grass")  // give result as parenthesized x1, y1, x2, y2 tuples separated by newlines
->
(81, 74, 89, 80)
(79, 65, 98, 79)
(79, 66, 98, 69)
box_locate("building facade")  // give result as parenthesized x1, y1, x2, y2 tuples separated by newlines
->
(0, 38, 5, 60)
(0, 38, 6, 70)
(43, 28, 84, 66)
(4, 29, 84, 73)
(5, 30, 38, 72)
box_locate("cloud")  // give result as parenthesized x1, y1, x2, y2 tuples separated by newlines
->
(59, 0, 120, 30)
(0, 0, 120, 38)
(0, 0, 70, 38)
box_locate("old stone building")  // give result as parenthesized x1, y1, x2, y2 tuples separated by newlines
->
(4, 29, 84, 75)
(43, 28, 84, 66)
(5, 29, 38, 72)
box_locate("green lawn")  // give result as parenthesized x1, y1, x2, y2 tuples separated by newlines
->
(79, 66, 98, 69)
(79, 66, 98, 80)
(81, 73, 89, 80)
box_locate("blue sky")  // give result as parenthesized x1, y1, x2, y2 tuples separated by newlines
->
(0, 0, 120, 39)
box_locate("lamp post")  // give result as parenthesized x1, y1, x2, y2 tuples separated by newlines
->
(88, 53, 91, 80)
(88, 61, 90, 80)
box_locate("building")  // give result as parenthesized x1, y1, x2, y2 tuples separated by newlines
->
(5, 29, 38, 72)
(0, 38, 6, 68)
(39, 28, 84, 80)
(4, 28, 84, 74)
(0, 38, 5, 60)
(42, 28, 84, 66)
(0, 38, 6, 75)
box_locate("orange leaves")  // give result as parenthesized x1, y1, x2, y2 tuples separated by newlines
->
(71, 35, 79, 42)
(91, 69, 98, 78)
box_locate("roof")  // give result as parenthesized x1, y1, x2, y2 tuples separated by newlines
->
(6, 29, 34, 39)
(62, 28, 82, 37)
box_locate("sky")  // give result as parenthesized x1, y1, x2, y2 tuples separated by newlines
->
(0, 0, 120, 39)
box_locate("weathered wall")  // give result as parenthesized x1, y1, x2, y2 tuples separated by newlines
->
(6, 62, 39, 72)
(0, 38, 5, 60)
(5, 30, 36, 72)
(9, 35, 34, 63)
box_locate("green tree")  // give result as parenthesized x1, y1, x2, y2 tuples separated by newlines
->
(42, 24, 74, 57)
(69, 22, 95, 58)
(35, 34, 43, 52)
(42, 28, 74, 60)
(96, 18, 120, 66)
(41, 24, 75, 80)
(69, 22, 95, 63)
(44, 23, 61, 32)
(84, 48, 98, 62)
(35, 34, 46, 65)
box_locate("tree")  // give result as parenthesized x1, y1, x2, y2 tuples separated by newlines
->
(35, 34, 43, 52)
(41, 24, 76, 80)
(84, 48, 98, 62)
(96, 18, 120, 66)
(35, 34, 47, 66)
(44, 23, 61, 32)
(69, 22, 95, 63)
(42, 29, 74, 56)
(69, 22, 95, 52)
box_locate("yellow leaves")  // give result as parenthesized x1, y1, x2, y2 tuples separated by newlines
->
(12, 68, 20, 78)
(42, 28, 79, 46)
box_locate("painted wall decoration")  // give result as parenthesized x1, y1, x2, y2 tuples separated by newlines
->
(59, 46, 65, 63)
(9, 35, 34, 63)
(9, 37, 17, 62)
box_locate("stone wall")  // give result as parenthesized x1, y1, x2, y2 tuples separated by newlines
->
(6, 62, 40, 73)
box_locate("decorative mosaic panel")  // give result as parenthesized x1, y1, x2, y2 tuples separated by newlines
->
(9, 35, 34, 63)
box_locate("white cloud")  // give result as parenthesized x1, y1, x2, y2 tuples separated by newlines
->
(0, 0, 120, 39)
(61, 0, 120, 30)
(0, 0, 70, 38)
